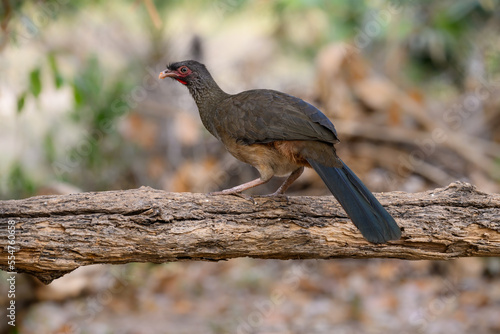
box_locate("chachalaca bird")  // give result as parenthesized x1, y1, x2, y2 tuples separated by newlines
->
(159, 60, 401, 243)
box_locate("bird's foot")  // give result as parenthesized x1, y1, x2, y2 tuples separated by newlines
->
(208, 178, 268, 204)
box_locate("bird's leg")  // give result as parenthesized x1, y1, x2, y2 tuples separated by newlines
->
(263, 167, 304, 198)
(209, 177, 271, 201)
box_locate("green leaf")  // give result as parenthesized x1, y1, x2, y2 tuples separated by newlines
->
(16, 92, 26, 113)
(48, 53, 64, 89)
(73, 82, 84, 107)
(43, 132, 56, 164)
(29, 68, 42, 97)
(55, 73, 64, 88)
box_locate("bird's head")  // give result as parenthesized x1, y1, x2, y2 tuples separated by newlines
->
(159, 60, 209, 86)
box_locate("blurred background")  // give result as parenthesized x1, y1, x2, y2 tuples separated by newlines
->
(1, 0, 500, 333)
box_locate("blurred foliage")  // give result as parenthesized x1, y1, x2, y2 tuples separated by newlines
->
(1, 0, 141, 198)
(1, 0, 499, 199)
(269, 0, 499, 85)
(28, 67, 41, 98)
(400, 0, 498, 85)
(65, 56, 134, 188)
(47, 52, 64, 89)
(6, 162, 36, 199)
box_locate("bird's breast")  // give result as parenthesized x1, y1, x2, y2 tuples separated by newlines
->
(221, 137, 310, 177)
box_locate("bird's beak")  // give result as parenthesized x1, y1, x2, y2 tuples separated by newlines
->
(159, 69, 177, 80)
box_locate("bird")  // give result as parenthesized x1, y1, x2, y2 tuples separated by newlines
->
(159, 60, 401, 243)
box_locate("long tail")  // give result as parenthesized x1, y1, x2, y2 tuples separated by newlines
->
(307, 159, 401, 243)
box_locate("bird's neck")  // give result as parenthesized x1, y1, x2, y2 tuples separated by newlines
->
(188, 75, 230, 134)
(188, 74, 228, 106)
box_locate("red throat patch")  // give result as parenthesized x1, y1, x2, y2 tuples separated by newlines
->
(176, 78, 187, 85)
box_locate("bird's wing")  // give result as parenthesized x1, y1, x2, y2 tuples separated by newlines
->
(215, 90, 339, 145)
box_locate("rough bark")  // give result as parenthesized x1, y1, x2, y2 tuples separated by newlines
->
(0, 181, 499, 284)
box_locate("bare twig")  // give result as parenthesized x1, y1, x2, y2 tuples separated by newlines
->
(142, 0, 162, 29)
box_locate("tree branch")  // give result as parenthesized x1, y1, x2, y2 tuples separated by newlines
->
(1, 182, 499, 284)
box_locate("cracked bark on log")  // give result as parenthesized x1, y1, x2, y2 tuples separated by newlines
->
(0, 181, 499, 284)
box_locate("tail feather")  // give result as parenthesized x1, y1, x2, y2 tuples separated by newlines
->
(307, 159, 401, 243)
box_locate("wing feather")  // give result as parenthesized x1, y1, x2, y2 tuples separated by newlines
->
(215, 90, 339, 145)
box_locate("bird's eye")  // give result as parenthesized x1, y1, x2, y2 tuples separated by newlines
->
(179, 66, 188, 73)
